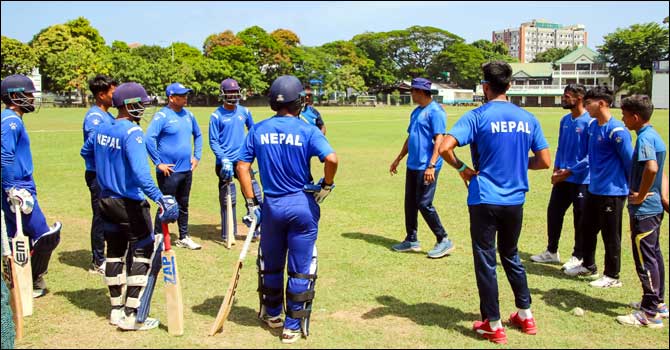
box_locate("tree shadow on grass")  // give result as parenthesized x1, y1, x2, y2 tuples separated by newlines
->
(341, 232, 425, 255)
(530, 287, 628, 317)
(192, 297, 281, 336)
(55, 287, 109, 318)
(187, 223, 252, 245)
(58, 249, 91, 271)
(362, 295, 481, 340)
(518, 251, 576, 281)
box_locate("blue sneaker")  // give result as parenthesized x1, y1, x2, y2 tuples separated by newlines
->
(427, 239, 454, 259)
(392, 240, 421, 252)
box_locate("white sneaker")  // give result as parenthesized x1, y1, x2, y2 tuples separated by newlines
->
(590, 275, 622, 288)
(117, 313, 160, 331)
(561, 256, 583, 271)
(530, 250, 560, 264)
(630, 302, 669, 318)
(281, 328, 302, 344)
(110, 308, 123, 325)
(175, 236, 202, 250)
(564, 265, 598, 278)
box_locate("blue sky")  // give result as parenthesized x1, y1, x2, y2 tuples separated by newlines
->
(1, 1, 668, 51)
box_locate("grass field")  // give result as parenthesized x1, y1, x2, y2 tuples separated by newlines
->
(6, 105, 669, 348)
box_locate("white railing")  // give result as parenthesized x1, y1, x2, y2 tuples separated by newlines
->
(554, 70, 609, 76)
(508, 84, 602, 91)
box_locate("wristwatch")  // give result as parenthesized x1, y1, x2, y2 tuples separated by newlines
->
(427, 162, 436, 169)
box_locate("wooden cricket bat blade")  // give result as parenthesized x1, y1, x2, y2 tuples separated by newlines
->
(162, 249, 184, 336)
(13, 205, 33, 317)
(209, 260, 242, 336)
(3, 256, 24, 340)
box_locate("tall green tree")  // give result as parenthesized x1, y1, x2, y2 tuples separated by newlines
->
(599, 22, 669, 90)
(619, 66, 652, 95)
(203, 30, 242, 57)
(1, 36, 38, 77)
(428, 42, 485, 89)
(531, 47, 575, 63)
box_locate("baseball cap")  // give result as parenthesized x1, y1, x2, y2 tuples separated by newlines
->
(411, 77, 432, 91)
(166, 83, 192, 97)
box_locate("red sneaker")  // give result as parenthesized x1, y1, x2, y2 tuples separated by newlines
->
(508, 312, 537, 335)
(473, 319, 507, 344)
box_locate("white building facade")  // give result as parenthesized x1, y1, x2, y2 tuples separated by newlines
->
(493, 19, 587, 63)
(652, 60, 669, 109)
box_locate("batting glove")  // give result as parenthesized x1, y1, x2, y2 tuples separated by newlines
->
(7, 187, 35, 214)
(313, 178, 335, 204)
(245, 197, 262, 226)
(157, 195, 179, 223)
(219, 158, 234, 183)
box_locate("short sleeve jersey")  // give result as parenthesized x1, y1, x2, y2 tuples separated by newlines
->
(448, 101, 549, 205)
(239, 116, 333, 197)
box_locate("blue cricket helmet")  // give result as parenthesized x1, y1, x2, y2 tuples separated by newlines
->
(112, 82, 151, 120)
(220, 78, 241, 105)
(269, 75, 304, 105)
(1, 74, 39, 112)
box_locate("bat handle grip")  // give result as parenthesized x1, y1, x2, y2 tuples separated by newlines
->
(162, 222, 172, 251)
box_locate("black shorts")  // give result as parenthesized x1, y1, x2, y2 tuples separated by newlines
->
(99, 197, 153, 243)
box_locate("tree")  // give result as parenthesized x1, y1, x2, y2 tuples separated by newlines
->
(271, 29, 300, 47)
(599, 22, 669, 90)
(1, 36, 38, 77)
(65, 17, 106, 51)
(203, 30, 242, 57)
(472, 40, 509, 56)
(531, 47, 575, 63)
(428, 42, 485, 89)
(619, 66, 652, 95)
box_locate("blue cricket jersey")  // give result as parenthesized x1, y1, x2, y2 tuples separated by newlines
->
(1, 109, 34, 190)
(407, 100, 447, 170)
(239, 115, 334, 197)
(628, 125, 666, 216)
(209, 105, 254, 164)
(299, 105, 322, 127)
(82, 105, 115, 171)
(145, 106, 203, 172)
(81, 119, 162, 202)
(448, 101, 549, 206)
(584, 117, 633, 196)
(554, 111, 593, 184)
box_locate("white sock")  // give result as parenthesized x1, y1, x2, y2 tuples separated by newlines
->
(489, 319, 503, 330)
(518, 308, 533, 320)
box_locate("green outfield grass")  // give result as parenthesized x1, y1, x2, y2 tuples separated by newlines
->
(7, 105, 669, 348)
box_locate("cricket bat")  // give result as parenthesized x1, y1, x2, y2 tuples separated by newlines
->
(209, 218, 257, 336)
(161, 223, 184, 336)
(226, 182, 234, 249)
(1, 212, 23, 340)
(12, 200, 33, 317)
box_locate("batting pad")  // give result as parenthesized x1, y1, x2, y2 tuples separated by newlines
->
(137, 234, 164, 323)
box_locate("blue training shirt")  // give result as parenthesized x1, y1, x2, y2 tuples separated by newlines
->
(82, 105, 115, 171)
(81, 119, 163, 202)
(1, 109, 34, 190)
(628, 125, 666, 216)
(239, 115, 334, 197)
(407, 100, 447, 170)
(554, 111, 594, 184)
(145, 106, 203, 173)
(584, 117, 633, 196)
(448, 101, 549, 206)
(209, 105, 254, 165)
(299, 105, 323, 128)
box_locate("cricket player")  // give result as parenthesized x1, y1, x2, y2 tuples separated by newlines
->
(389, 77, 454, 259)
(299, 84, 326, 135)
(81, 82, 179, 331)
(208, 78, 262, 242)
(531, 84, 593, 271)
(564, 86, 633, 289)
(237, 75, 338, 343)
(439, 61, 551, 344)
(616, 95, 667, 327)
(1, 74, 62, 299)
(145, 83, 203, 250)
(82, 74, 117, 274)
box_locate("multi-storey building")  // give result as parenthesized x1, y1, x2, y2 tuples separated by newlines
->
(475, 47, 613, 107)
(493, 19, 587, 63)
